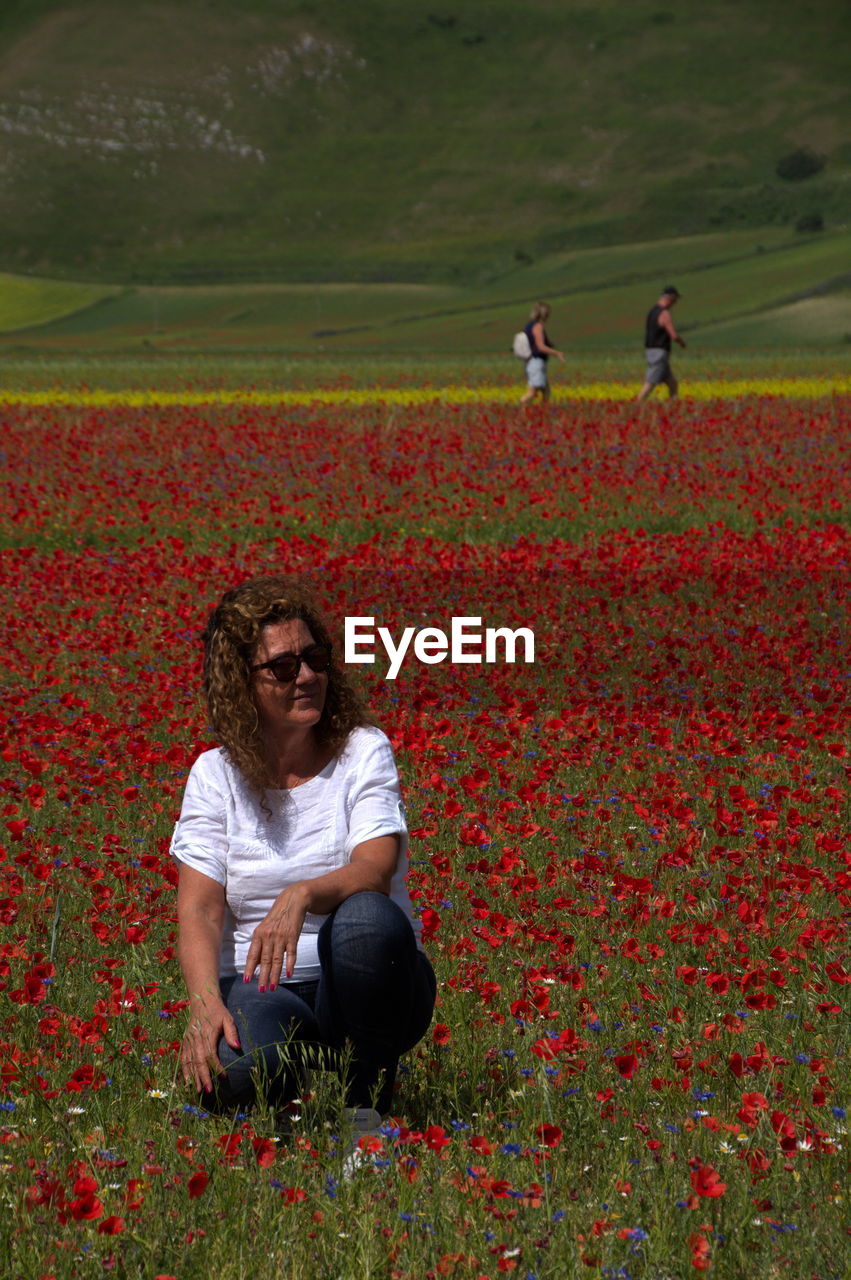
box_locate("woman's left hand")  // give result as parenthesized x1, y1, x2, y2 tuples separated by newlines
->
(244, 882, 311, 989)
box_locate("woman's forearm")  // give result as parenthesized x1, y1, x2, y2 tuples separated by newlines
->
(177, 865, 228, 1007)
(301, 833, 399, 912)
(300, 855, 392, 915)
(178, 913, 226, 1008)
(178, 906, 242, 1093)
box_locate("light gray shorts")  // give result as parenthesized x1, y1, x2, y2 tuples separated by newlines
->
(645, 347, 673, 387)
(526, 356, 548, 390)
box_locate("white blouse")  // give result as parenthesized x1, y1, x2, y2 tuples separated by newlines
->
(170, 726, 421, 980)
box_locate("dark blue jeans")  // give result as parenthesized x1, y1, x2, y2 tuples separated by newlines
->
(214, 892, 436, 1113)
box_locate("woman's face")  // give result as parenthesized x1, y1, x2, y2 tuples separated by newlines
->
(251, 617, 328, 740)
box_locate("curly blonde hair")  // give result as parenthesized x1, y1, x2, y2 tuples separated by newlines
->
(202, 575, 373, 795)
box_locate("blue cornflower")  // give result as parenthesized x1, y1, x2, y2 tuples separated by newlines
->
(623, 1226, 649, 1254)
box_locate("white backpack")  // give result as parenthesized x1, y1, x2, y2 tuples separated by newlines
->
(512, 330, 532, 360)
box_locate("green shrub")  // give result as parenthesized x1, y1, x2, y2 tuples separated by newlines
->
(776, 147, 826, 181)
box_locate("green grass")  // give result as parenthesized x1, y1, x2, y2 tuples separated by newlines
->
(697, 294, 851, 346)
(0, 273, 119, 333)
(2, 227, 849, 354)
(0, 1, 848, 283)
(0, 349, 848, 395)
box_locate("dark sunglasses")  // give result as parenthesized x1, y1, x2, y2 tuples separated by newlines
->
(251, 643, 332, 683)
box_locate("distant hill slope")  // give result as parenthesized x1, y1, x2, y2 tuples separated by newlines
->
(3, 227, 849, 352)
(0, 0, 848, 284)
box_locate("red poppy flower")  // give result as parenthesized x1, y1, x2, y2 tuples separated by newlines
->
(424, 1125, 451, 1153)
(97, 1216, 126, 1235)
(615, 1054, 639, 1079)
(690, 1164, 727, 1197)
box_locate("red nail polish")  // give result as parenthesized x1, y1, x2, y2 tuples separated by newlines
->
(269, 983, 276, 992)
(258, 985, 265, 993)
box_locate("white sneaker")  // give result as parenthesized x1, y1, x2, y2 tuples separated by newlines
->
(341, 1107, 384, 1178)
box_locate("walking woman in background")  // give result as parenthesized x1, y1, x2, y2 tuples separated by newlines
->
(171, 576, 435, 1143)
(520, 301, 564, 406)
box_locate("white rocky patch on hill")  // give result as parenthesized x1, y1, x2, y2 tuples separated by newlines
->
(0, 86, 266, 165)
(250, 34, 366, 95)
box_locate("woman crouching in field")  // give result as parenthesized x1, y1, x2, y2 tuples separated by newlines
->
(171, 575, 435, 1138)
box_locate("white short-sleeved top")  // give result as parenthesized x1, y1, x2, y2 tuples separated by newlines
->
(170, 726, 421, 980)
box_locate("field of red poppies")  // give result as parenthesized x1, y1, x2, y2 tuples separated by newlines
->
(0, 389, 848, 1279)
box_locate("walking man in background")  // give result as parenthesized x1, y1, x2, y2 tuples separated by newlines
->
(638, 286, 686, 405)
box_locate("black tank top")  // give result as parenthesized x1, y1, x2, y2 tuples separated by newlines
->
(525, 320, 550, 360)
(645, 305, 671, 351)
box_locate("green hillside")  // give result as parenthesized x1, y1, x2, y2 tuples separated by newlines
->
(0, 0, 848, 285)
(0, 272, 118, 331)
(2, 226, 849, 353)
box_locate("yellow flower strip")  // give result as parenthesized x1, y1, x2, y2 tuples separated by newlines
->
(0, 378, 848, 408)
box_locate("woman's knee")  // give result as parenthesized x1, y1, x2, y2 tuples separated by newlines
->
(334, 889, 400, 919)
(320, 892, 416, 964)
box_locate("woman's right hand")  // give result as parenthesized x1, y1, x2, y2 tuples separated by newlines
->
(181, 999, 241, 1095)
